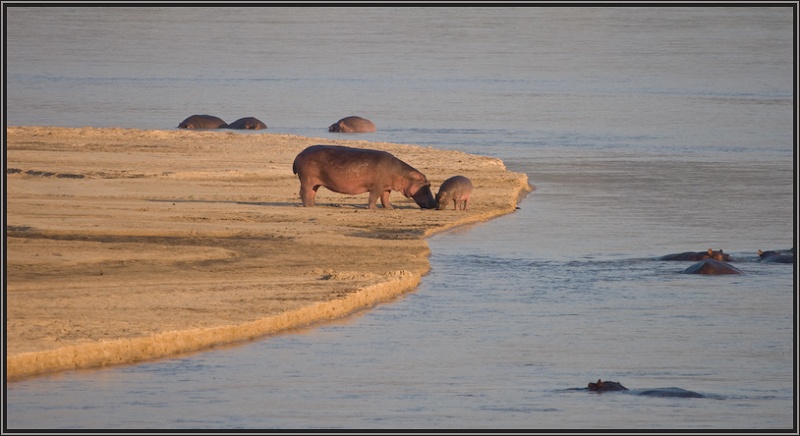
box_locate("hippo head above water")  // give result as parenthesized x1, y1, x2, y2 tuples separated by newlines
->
(588, 379, 629, 392)
(758, 248, 794, 264)
(706, 249, 731, 262)
(659, 248, 731, 262)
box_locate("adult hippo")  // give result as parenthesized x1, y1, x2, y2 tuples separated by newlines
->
(586, 380, 705, 398)
(178, 114, 228, 129)
(758, 248, 794, 264)
(436, 175, 474, 211)
(683, 259, 742, 275)
(328, 116, 376, 133)
(292, 145, 436, 209)
(228, 117, 267, 130)
(659, 248, 731, 262)
(588, 379, 628, 392)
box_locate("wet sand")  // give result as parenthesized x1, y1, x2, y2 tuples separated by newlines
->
(5, 126, 532, 381)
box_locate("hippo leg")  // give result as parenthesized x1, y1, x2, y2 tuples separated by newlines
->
(378, 190, 393, 210)
(300, 184, 319, 207)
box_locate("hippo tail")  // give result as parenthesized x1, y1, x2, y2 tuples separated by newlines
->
(292, 159, 298, 175)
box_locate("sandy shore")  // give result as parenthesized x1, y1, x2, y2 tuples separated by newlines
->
(5, 126, 532, 381)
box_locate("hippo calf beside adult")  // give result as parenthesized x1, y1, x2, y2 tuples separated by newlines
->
(436, 175, 474, 210)
(228, 117, 267, 130)
(683, 259, 742, 275)
(659, 248, 731, 262)
(328, 116, 376, 133)
(758, 248, 794, 264)
(292, 145, 436, 209)
(178, 114, 228, 129)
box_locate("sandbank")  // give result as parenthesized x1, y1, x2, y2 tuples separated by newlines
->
(5, 126, 532, 381)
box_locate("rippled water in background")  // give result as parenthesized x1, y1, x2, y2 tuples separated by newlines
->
(5, 6, 796, 430)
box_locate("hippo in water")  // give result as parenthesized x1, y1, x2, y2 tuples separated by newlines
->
(328, 116, 376, 133)
(683, 259, 742, 275)
(588, 379, 628, 392)
(436, 175, 474, 210)
(758, 248, 794, 264)
(292, 145, 436, 209)
(228, 117, 267, 130)
(178, 114, 228, 129)
(586, 380, 705, 398)
(659, 248, 731, 262)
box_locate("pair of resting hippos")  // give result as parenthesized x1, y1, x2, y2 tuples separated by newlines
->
(293, 145, 472, 211)
(660, 248, 794, 275)
(178, 115, 377, 133)
(178, 115, 267, 130)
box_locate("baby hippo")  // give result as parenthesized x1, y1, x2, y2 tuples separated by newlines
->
(436, 175, 473, 210)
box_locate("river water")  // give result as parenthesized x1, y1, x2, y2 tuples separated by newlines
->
(4, 6, 796, 430)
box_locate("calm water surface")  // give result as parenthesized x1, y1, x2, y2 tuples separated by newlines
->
(4, 6, 796, 430)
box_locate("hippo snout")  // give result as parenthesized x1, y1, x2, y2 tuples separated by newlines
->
(412, 184, 436, 209)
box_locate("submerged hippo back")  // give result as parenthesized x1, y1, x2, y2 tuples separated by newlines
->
(178, 114, 228, 129)
(328, 116, 376, 133)
(758, 249, 794, 263)
(682, 259, 742, 275)
(228, 117, 267, 130)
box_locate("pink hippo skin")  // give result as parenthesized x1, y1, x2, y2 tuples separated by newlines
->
(292, 145, 436, 209)
(178, 114, 228, 129)
(435, 175, 474, 210)
(328, 116, 376, 133)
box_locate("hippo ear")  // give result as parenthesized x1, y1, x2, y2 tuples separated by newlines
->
(707, 248, 714, 255)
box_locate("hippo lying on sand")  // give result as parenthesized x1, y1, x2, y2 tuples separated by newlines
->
(683, 259, 742, 275)
(292, 145, 436, 209)
(328, 116, 376, 133)
(758, 248, 794, 264)
(228, 117, 267, 130)
(659, 249, 731, 262)
(178, 114, 228, 129)
(436, 175, 473, 211)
